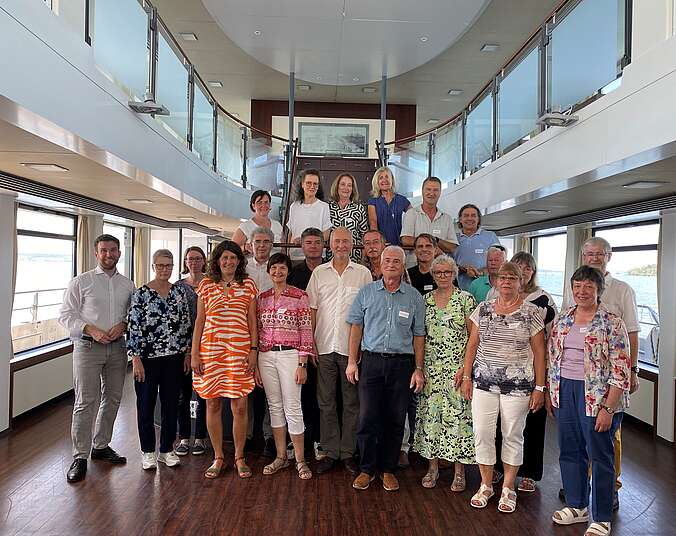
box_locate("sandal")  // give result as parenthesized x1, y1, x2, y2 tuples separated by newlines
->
(518, 477, 537, 493)
(204, 457, 224, 479)
(498, 487, 517, 513)
(552, 506, 589, 525)
(263, 457, 289, 475)
(470, 484, 494, 508)
(450, 472, 466, 492)
(585, 522, 611, 536)
(234, 456, 252, 479)
(296, 460, 312, 480)
(421, 470, 439, 489)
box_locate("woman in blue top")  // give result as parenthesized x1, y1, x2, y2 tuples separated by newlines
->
(367, 166, 411, 246)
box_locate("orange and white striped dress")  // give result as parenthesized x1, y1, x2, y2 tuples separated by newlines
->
(193, 277, 257, 399)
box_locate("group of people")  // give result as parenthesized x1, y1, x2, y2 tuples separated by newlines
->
(58, 166, 640, 536)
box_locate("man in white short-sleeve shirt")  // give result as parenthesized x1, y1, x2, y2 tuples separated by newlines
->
(307, 227, 372, 476)
(400, 177, 458, 267)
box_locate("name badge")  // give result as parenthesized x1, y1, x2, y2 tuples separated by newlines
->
(579, 327, 587, 333)
(475, 248, 484, 254)
(398, 310, 410, 319)
(432, 229, 441, 235)
(277, 308, 287, 314)
(441, 314, 452, 322)
(423, 284, 434, 291)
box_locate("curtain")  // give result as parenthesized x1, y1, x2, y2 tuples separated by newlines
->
(76, 215, 91, 274)
(11, 199, 17, 310)
(134, 227, 150, 286)
(515, 233, 530, 253)
(562, 223, 593, 306)
(656, 215, 662, 314)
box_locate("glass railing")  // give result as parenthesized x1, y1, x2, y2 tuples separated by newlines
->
(87, 0, 293, 197)
(379, 0, 631, 192)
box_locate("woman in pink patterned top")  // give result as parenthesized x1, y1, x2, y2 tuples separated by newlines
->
(257, 252, 314, 480)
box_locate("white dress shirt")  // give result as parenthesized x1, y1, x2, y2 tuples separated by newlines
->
(306, 260, 372, 356)
(247, 256, 273, 295)
(59, 265, 135, 340)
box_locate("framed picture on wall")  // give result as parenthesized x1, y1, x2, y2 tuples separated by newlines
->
(298, 122, 369, 157)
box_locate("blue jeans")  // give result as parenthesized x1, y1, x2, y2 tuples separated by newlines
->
(554, 378, 622, 522)
(357, 351, 414, 475)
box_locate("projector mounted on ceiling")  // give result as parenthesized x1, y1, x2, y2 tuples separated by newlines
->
(536, 111, 579, 127)
(128, 93, 169, 116)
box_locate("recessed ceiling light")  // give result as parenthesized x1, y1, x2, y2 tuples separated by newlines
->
(523, 209, 550, 215)
(20, 163, 69, 172)
(419, 36, 429, 43)
(316, 76, 322, 81)
(127, 198, 154, 205)
(253, 30, 262, 36)
(427, 118, 439, 124)
(481, 43, 500, 52)
(352, 77, 360, 82)
(622, 180, 667, 189)
(239, 218, 248, 222)
(207, 80, 223, 88)
(176, 216, 196, 221)
(362, 87, 377, 93)
(297, 84, 311, 91)
(447, 89, 463, 96)
(178, 32, 198, 41)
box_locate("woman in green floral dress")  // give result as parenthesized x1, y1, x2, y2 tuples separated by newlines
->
(413, 254, 477, 490)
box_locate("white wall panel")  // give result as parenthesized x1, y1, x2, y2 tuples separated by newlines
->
(12, 353, 73, 418)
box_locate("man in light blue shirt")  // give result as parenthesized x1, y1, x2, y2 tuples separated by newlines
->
(454, 203, 500, 290)
(345, 246, 425, 492)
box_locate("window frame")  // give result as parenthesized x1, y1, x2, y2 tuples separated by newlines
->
(102, 221, 135, 281)
(530, 230, 567, 307)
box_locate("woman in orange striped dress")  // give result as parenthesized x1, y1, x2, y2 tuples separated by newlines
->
(191, 240, 261, 479)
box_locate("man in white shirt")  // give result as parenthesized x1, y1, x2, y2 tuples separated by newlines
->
(247, 227, 274, 295)
(563, 236, 640, 510)
(307, 227, 372, 475)
(400, 176, 458, 266)
(59, 234, 135, 483)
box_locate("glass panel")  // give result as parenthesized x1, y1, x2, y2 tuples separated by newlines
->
(92, 0, 149, 100)
(387, 138, 428, 198)
(192, 84, 215, 167)
(155, 31, 189, 144)
(465, 92, 493, 173)
(150, 228, 180, 281)
(12, 235, 74, 352)
(499, 237, 515, 260)
(17, 208, 75, 235)
(103, 223, 133, 278)
(217, 112, 244, 184)
(550, 0, 624, 111)
(533, 233, 567, 308)
(181, 229, 210, 261)
(498, 46, 539, 153)
(247, 135, 286, 198)
(432, 121, 462, 187)
(595, 224, 659, 247)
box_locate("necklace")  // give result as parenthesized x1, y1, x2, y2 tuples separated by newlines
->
(497, 295, 520, 309)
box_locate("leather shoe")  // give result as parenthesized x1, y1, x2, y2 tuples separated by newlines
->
(343, 457, 359, 476)
(613, 490, 619, 511)
(381, 472, 400, 491)
(316, 457, 337, 474)
(352, 472, 375, 490)
(91, 446, 126, 464)
(67, 458, 87, 483)
(397, 450, 410, 469)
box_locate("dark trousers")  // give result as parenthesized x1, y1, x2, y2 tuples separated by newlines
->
(357, 351, 414, 475)
(554, 378, 622, 523)
(135, 355, 182, 453)
(495, 406, 547, 479)
(177, 370, 206, 440)
(317, 352, 359, 460)
(301, 362, 321, 453)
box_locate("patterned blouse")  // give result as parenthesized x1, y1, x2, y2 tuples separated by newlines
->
(469, 300, 544, 397)
(257, 286, 314, 358)
(174, 278, 198, 325)
(548, 304, 631, 417)
(328, 200, 369, 262)
(126, 284, 192, 359)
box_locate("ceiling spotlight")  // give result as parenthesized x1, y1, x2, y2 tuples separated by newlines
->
(427, 118, 439, 125)
(419, 36, 429, 43)
(352, 77, 360, 82)
(362, 87, 377, 93)
(536, 112, 579, 127)
(239, 218, 248, 222)
(297, 84, 311, 91)
(480, 43, 499, 52)
(622, 181, 668, 189)
(178, 33, 198, 41)
(207, 80, 223, 88)
(127, 198, 154, 205)
(253, 30, 262, 36)
(176, 216, 196, 221)
(20, 163, 69, 172)
(447, 89, 463, 96)
(523, 209, 550, 215)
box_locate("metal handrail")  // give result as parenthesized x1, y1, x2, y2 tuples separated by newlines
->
(14, 287, 67, 295)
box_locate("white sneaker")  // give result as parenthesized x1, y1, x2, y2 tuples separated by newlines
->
(141, 452, 157, 470)
(157, 451, 181, 467)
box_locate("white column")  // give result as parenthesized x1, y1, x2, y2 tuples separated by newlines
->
(632, 0, 675, 59)
(656, 210, 676, 441)
(0, 191, 18, 432)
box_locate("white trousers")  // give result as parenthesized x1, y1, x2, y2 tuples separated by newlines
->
(259, 349, 305, 435)
(471, 388, 530, 466)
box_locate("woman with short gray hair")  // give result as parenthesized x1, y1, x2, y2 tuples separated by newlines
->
(127, 248, 192, 470)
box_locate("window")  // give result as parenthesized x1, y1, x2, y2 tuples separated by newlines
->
(531, 233, 567, 308)
(12, 207, 76, 353)
(594, 222, 659, 366)
(103, 222, 134, 279)
(150, 228, 180, 281)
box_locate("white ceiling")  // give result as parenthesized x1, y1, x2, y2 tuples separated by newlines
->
(201, 0, 490, 86)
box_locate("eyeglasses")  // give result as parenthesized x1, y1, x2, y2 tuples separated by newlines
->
(154, 263, 174, 270)
(432, 270, 453, 277)
(583, 252, 608, 258)
(186, 257, 203, 262)
(253, 240, 272, 245)
(497, 275, 519, 281)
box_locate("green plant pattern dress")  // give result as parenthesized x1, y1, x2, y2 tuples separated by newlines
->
(413, 290, 477, 463)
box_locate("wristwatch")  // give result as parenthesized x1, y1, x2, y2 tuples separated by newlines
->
(297, 362, 307, 369)
(534, 385, 547, 393)
(631, 366, 640, 374)
(599, 403, 616, 415)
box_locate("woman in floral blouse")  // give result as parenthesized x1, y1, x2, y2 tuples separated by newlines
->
(257, 252, 315, 480)
(127, 249, 192, 471)
(547, 266, 630, 536)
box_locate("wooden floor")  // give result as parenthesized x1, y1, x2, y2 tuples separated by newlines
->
(1, 370, 674, 536)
